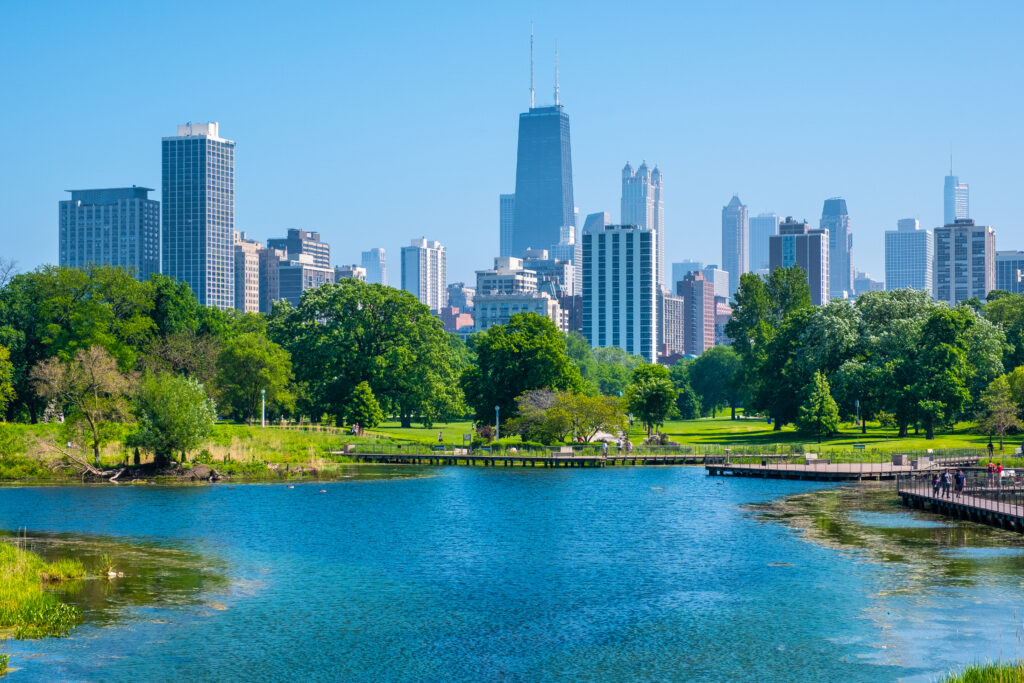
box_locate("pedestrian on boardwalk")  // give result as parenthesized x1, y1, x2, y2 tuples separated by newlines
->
(988, 439, 995, 457)
(988, 461, 995, 488)
(997, 461, 1004, 486)
(941, 469, 952, 497)
(954, 470, 966, 498)
(625, 439, 633, 455)
(437, 431, 443, 444)
(602, 442, 608, 457)
(617, 439, 622, 455)
(932, 473, 941, 496)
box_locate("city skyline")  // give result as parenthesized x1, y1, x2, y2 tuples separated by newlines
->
(3, 2, 1023, 286)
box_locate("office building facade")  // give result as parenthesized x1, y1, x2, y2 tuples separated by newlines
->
(933, 219, 995, 305)
(748, 213, 779, 273)
(677, 271, 715, 355)
(258, 247, 286, 313)
(659, 290, 685, 358)
(335, 265, 367, 281)
(59, 187, 160, 280)
(702, 265, 729, 300)
(268, 229, 330, 269)
(233, 231, 262, 313)
(820, 197, 853, 299)
(162, 122, 235, 308)
(884, 219, 933, 292)
(499, 193, 516, 258)
(447, 282, 475, 311)
(360, 248, 387, 286)
(278, 255, 334, 307)
(401, 238, 447, 312)
(769, 218, 830, 306)
(621, 162, 665, 287)
(474, 291, 563, 332)
(721, 195, 748, 299)
(996, 251, 1024, 294)
(582, 223, 657, 362)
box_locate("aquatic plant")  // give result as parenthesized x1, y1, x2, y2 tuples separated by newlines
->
(942, 661, 1024, 682)
(0, 543, 82, 639)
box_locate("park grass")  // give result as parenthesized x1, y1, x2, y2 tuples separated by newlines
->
(0, 542, 83, 640)
(941, 661, 1024, 682)
(365, 421, 477, 445)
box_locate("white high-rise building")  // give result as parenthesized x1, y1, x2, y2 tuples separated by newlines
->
(582, 222, 658, 362)
(944, 172, 969, 226)
(933, 219, 994, 305)
(748, 213, 779, 273)
(360, 248, 387, 286)
(701, 265, 729, 300)
(621, 162, 664, 287)
(401, 238, 447, 312)
(721, 195, 748, 299)
(884, 219, 932, 292)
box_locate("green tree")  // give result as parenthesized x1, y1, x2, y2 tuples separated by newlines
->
(461, 313, 583, 424)
(688, 346, 742, 418)
(132, 373, 216, 467)
(766, 266, 813, 321)
(215, 332, 294, 423)
(910, 308, 974, 439)
(590, 346, 646, 397)
(30, 346, 133, 466)
(625, 364, 678, 436)
(977, 375, 1021, 450)
(508, 390, 572, 444)
(797, 371, 840, 442)
(269, 280, 464, 427)
(559, 392, 626, 442)
(0, 345, 14, 419)
(345, 381, 384, 429)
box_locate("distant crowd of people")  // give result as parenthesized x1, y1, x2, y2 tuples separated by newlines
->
(931, 461, 1007, 498)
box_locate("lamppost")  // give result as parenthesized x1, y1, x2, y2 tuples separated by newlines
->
(261, 389, 266, 428)
(495, 405, 500, 441)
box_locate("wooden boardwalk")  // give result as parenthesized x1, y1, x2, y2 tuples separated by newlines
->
(705, 456, 980, 482)
(898, 479, 1024, 533)
(348, 452, 713, 468)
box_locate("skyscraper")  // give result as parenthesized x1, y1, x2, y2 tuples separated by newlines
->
(278, 255, 334, 307)
(884, 218, 932, 292)
(933, 219, 995, 305)
(621, 162, 664, 287)
(360, 248, 387, 286)
(701, 265, 729, 300)
(582, 223, 658, 362)
(944, 170, 969, 226)
(499, 194, 516, 258)
(258, 247, 286, 314)
(233, 231, 262, 313)
(401, 238, 447, 312)
(677, 271, 714, 355)
(59, 187, 160, 280)
(996, 251, 1024, 294)
(721, 195, 748, 299)
(671, 261, 703, 292)
(501, 35, 575, 259)
(748, 213, 779, 273)
(820, 197, 853, 299)
(162, 122, 235, 309)
(268, 229, 330, 269)
(769, 218, 830, 306)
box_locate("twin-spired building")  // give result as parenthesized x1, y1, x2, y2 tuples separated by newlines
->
(621, 162, 664, 287)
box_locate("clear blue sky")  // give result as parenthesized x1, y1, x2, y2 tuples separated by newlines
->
(2, 0, 1023, 285)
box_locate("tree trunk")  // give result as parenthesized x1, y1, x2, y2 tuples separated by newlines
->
(773, 420, 782, 432)
(861, 418, 866, 434)
(898, 423, 908, 438)
(400, 415, 412, 428)
(731, 405, 736, 420)
(925, 424, 935, 440)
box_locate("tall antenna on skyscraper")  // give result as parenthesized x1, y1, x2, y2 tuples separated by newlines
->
(554, 40, 560, 105)
(530, 22, 535, 108)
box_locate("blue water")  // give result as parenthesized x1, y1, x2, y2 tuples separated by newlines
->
(1, 468, 1022, 681)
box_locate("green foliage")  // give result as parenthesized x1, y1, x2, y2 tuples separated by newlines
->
(688, 346, 742, 418)
(461, 313, 583, 424)
(215, 332, 294, 423)
(510, 390, 626, 444)
(797, 371, 840, 441)
(346, 381, 384, 429)
(977, 375, 1022, 446)
(940, 660, 1024, 683)
(625, 364, 678, 435)
(0, 344, 14, 417)
(0, 543, 83, 640)
(270, 280, 464, 427)
(132, 373, 216, 466)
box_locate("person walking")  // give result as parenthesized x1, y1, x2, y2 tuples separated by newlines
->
(954, 470, 966, 498)
(988, 439, 995, 458)
(997, 461, 1004, 487)
(932, 473, 942, 496)
(625, 439, 633, 456)
(988, 461, 996, 488)
(941, 469, 952, 497)
(617, 439, 623, 455)
(602, 442, 608, 457)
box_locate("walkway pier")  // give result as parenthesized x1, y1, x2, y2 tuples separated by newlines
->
(705, 456, 980, 482)
(347, 452, 716, 467)
(897, 472, 1024, 533)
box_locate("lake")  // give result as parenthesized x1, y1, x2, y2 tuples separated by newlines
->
(1, 467, 1023, 681)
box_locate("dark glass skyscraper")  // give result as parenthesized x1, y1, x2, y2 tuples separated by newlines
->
(820, 197, 853, 298)
(162, 122, 235, 309)
(503, 104, 575, 258)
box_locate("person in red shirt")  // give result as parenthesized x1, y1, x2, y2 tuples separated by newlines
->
(997, 461, 1004, 486)
(988, 461, 996, 488)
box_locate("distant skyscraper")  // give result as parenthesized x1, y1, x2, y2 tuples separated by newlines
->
(677, 271, 714, 355)
(502, 36, 575, 259)
(769, 217, 830, 306)
(268, 229, 330, 269)
(721, 195, 748, 299)
(582, 223, 658, 362)
(447, 282, 475, 311)
(853, 270, 884, 297)
(233, 231, 262, 313)
(499, 193, 516, 258)
(933, 219, 995, 304)
(401, 238, 447, 312)
(820, 197, 853, 299)
(701, 265, 729, 300)
(360, 248, 387, 286)
(278, 255, 334, 307)
(258, 247, 286, 313)
(659, 290, 685, 358)
(334, 265, 367, 281)
(748, 213, 779, 273)
(621, 162, 664, 287)
(162, 122, 235, 308)
(996, 251, 1024, 294)
(59, 187, 160, 280)
(671, 261, 703, 292)
(944, 170, 969, 225)
(884, 219, 932, 292)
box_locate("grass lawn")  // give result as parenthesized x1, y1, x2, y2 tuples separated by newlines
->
(367, 421, 477, 446)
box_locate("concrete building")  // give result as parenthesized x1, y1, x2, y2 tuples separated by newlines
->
(360, 248, 387, 286)
(401, 238, 446, 312)
(884, 219, 933, 292)
(162, 122, 235, 308)
(59, 186, 160, 281)
(714, 296, 733, 346)
(335, 264, 367, 281)
(523, 249, 575, 297)
(475, 256, 538, 295)
(933, 219, 995, 305)
(258, 246, 286, 313)
(671, 261, 703, 292)
(996, 251, 1024, 294)
(622, 161, 665, 287)
(944, 171, 969, 226)
(439, 306, 474, 335)
(677, 271, 715, 355)
(820, 197, 853, 299)
(721, 195, 748, 299)
(277, 254, 334, 307)
(659, 290, 685, 358)
(853, 270, 884, 297)
(474, 291, 563, 332)
(769, 217, 830, 306)
(268, 229, 330, 269)
(582, 223, 658, 362)
(748, 213, 779, 273)
(702, 265, 729, 300)
(447, 282, 475, 311)
(548, 224, 583, 295)
(233, 231, 262, 313)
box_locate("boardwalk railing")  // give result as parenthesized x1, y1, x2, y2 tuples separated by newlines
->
(897, 470, 1024, 513)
